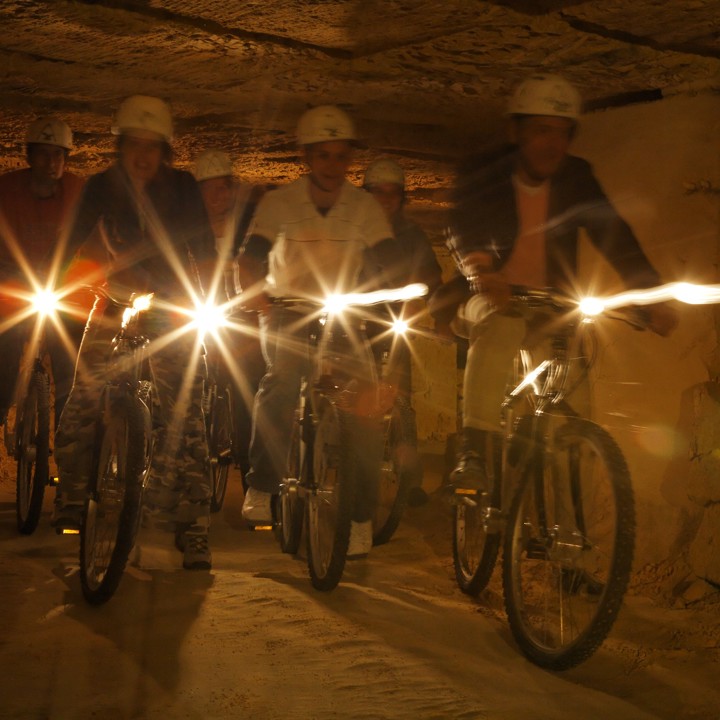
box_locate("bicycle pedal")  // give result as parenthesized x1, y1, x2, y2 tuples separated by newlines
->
(525, 538, 548, 559)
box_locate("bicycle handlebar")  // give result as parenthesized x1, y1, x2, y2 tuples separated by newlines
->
(501, 285, 649, 331)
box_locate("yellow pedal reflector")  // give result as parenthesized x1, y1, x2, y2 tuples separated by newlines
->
(50, 476, 59, 486)
(454, 488, 478, 496)
(61, 528, 80, 535)
(251, 525, 273, 531)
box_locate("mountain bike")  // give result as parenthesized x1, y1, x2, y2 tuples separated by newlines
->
(4, 290, 59, 535)
(370, 324, 420, 547)
(452, 287, 641, 669)
(203, 351, 233, 512)
(274, 285, 427, 590)
(79, 289, 154, 605)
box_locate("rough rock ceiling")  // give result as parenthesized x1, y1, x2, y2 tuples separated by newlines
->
(1, 0, 719, 219)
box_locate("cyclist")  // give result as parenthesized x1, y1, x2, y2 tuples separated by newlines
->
(361, 158, 443, 506)
(236, 105, 397, 558)
(429, 73, 678, 493)
(0, 117, 85, 432)
(193, 149, 265, 485)
(52, 95, 218, 570)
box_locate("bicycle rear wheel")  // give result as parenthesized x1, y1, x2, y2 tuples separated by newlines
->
(452, 431, 502, 595)
(209, 384, 232, 512)
(502, 417, 635, 670)
(306, 402, 355, 591)
(276, 402, 307, 554)
(80, 395, 147, 605)
(372, 397, 417, 546)
(15, 370, 50, 535)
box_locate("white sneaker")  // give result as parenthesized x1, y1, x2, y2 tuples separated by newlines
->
(241, 487, 273, 524)
(347, 520, 373, 559)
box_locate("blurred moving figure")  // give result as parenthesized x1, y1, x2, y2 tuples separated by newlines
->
(193, 149, 266, 488)
(429, 73, 677, 494)
(0, 116, 85, 430)
(52, 95, 218, 570)
(236, 105, 397, 558)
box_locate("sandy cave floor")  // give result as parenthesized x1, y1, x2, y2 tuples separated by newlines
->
(1, 452, 720, 720)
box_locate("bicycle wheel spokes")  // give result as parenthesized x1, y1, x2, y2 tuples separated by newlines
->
(276, 407, 305, 554)
(16, 371, 50, 535)
(80, 397, 147, 605)
(306, 404, 354, 591)
(209, 389, 232, 512)
(452, 433, 501, 595)
(503, 418, 634, 670)
(84, 425, 127, 590)
(372, 398, 416, 546)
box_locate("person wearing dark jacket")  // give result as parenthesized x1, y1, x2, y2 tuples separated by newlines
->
(362, 158, 443, 506)
(430, 73, 677, 492)
(52, 95, 218, 570)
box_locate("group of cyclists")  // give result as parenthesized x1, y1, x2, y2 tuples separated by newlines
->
(0, 71, 676, 576)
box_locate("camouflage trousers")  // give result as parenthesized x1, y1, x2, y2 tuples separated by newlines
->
(55, 297, 211, 530)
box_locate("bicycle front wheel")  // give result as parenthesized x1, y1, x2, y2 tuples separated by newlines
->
(372, 397, 417, 546)
(502, 417, 635, 670)
(452, 431, 502, 595)
(15, 370, 50, 535)
(209, 385, 232, 512)
(305, 402, 355, 591)
(80, 395, 147, 605)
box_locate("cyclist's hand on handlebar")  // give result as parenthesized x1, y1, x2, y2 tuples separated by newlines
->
(461, 250, 494, 279)
(474, 273, 513, 310)
(646, 301, 679, 337)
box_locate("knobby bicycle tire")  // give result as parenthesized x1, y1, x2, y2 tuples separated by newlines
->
(502, 417, 635, 670)
(306, 403, 356, 591)
(80, 394, 147, 605)
(15, 370, 50, 535)
(372, 397, 417, 547)
(452, 431, 502, 595)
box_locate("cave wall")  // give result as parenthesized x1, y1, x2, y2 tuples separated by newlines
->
(571, 89, 720, 593)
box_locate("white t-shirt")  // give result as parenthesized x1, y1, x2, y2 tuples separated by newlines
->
(249, 176, 392, 298)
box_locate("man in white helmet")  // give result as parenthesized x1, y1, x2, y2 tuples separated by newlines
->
(0, 117, 85, 431)
(430, 73, 677, 492)
(362, 158, 443, 506)
(193, 148, 265, 487)
(52, 95, 218, 570)
(236, 104, 397, 558)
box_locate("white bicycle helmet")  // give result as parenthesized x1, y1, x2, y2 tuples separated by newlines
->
(26, 117, 73, 150)
(507, 74, 581, 120)
(296, 105, 356, 146)
(194, 149, 233, 182)
(112, 95, 174, 142)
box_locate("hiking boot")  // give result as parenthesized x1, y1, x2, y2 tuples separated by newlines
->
(241, 487, 273, 524)
(182, 531, 212, 570)
(442, 427, 490, 499)
(347, 520, 372, 559)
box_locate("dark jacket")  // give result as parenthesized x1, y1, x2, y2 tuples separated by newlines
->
(391, 214, 443, 294)
(431, 150, 662, 324)
(67, 163, 216, 299)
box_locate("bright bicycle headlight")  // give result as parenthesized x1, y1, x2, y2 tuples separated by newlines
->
(191, 300, 228, 339)
(31, 289, 60, 317)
